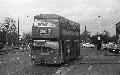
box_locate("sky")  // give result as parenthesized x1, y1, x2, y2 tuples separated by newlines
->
(0, 0, 120, 36)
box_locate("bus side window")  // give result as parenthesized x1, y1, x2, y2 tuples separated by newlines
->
(72, 42, 74, 47)
(72, 40, 75, 47)
(65, 39, 70, 49)
(74, 40, 79, 47)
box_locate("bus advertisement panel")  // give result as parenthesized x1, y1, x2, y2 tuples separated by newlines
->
(32, 18, 59, 39)
(33, 19, 58, 27)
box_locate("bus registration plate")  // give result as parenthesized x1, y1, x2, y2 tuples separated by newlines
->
(40, 52, 49, 55)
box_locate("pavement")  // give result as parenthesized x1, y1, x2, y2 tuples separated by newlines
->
(0, 48, 31, 75)
(0, 46, 30, 55)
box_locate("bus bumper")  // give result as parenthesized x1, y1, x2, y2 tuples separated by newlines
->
(31, 55, 63, 64)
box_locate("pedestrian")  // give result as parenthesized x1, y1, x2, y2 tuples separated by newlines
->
(12, 43, 14, 49)
(97, 42, 101, 50)
(27, 43, 30, 49)
(97, 37, 102, 50)
(22, 44, 24, 49)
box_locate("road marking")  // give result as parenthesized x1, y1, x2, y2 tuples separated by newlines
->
(54, 65, 75, 75)
(55, 67, 65, 74)
(62, 65, 75, 75)
(88, 66, 93, 70)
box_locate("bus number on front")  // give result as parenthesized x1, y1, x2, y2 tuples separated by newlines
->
(40, 29, 48, 34)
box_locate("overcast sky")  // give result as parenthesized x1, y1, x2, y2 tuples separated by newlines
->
(0, 0, 120, 36)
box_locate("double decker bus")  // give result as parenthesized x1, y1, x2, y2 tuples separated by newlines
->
(31, 14, 80, 64)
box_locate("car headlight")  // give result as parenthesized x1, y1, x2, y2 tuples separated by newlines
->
(113, 50, 115, 51)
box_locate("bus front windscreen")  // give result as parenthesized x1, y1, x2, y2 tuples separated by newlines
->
(33, 39, 59, 51)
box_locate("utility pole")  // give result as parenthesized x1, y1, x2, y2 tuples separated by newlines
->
(85, 26, 87, 35)
(18, 18, 19, 50)
(79, 24, 81, 56)
(6, 23, 9, 51)
(85, 26, 86, 42)
(116, 23, 119, 42)
(6, 27, 7, 51)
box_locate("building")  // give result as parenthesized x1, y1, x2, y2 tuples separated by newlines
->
(116, 22, 120, 43)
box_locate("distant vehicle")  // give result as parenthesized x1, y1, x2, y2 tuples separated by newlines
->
(108, 43, 120, 54)
(102, 42, 120, 54)
(103, 42, 117, 50)
(109, 47, 120, 54)
(103, 44, 109, 50)
(82, 43, 94, 48)
(31, 14, 80, 64)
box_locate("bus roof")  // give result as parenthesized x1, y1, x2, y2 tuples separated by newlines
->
(34, 14, 80, 27)
(34, 14, 61, 19)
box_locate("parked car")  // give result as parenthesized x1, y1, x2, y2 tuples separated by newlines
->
(82, 43, 95, 48)
(103, 42, 117, 50)
(109, 47, 120, 54)
(103, 44, 110, 50)
(102, 42, 120, 54)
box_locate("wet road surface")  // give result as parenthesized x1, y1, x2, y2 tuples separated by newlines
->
(0, 47, 120, 75)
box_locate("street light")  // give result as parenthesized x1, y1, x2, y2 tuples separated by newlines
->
(98, 15, 104, 34)
(5, 23, 9, 51)
(18, 17, 19, 50)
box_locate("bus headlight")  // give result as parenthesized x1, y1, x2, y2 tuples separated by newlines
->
(54, 60, 57, 63)
(32, 56, 36, 58)
(119, 51, 120, 53)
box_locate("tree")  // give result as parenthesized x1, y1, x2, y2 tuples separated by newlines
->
(7, 32, 18, 46)
(80, 30, 91, 43)
(91, 30, 111, 44)
(101, 30, 110, 37)
(4, 17, 17, 32)
(91, 33, 101, 44)
(21, 32, 32, 45)
(1, 17, 18, 46)
(82, 30, 91, 37)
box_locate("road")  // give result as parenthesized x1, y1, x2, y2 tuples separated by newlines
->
(0, 47, 120, 75)
(0, 48, 62, 75)
(54, 47, 120, 75)
(0, 49, 31, 75)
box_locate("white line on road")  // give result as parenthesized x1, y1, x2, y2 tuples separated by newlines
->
(62, 65, 75, 75)
(54, 65, 75, 75)
(88, 66, 93, 70)
(55, 67, 65, 74)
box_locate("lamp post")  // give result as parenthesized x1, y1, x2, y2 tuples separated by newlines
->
(98, 16, 104, 34)
(6, 26, 7, 51)
(18, 17, 19, 50)
(5, 23, 9, 51)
